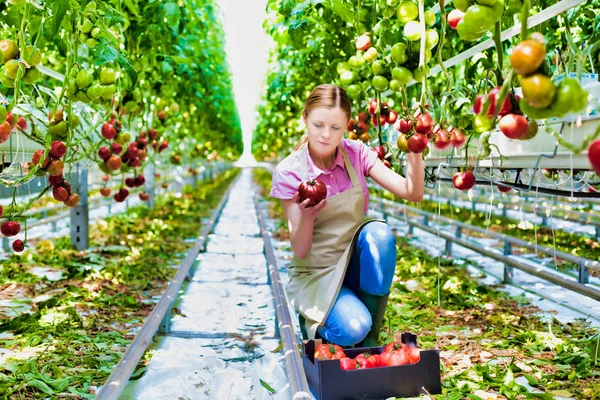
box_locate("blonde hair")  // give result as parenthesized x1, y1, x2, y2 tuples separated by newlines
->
(294, 84, 352, 151)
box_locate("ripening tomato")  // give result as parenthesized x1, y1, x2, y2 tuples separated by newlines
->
(521, 74, 556, 108)
(510, 40, 546, 76)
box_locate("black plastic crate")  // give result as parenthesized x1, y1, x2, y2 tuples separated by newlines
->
(302, 332, 442, 400)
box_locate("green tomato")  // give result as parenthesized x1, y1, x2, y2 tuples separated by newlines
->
(472, 114, 495, 133)
(425, 29, 439, 50)
(116, 131, 132, 145)
(397, 2, 419, 23)
(24, 45, 42, 66)
(549, 78, 587, 116)
(454, 0, 474, 12)
(456, 20, 487, 41)
(476, 0, 498, 6)
(349, 55, 366, 70)
(100, 67, 116, 84)
(340, 70, 355, 86)
(462, 5, 496, 33)
(372, 75, 389, 91)
(86, 38, 98, 48)
(337, 62, 350, 75)
(0, 105, 6, 122)
(391, 42, 408, 64)
(101, 84, 117, 100)
(412, 66, 430, 82)
(404, 21, 423, 41)
(49, 121, 68, 139)
(392, 66, 413, 84)
(80, 18, 93, 33)
(347, 84, 362, 97)
(364, 47, 378, 64)
(22, 66, 41, 85)
(372, 60, 387, 76)
(75, 90, 90, 103)
(76, 69, 94, 89)
(519, 99, 554, 120)
(69, 114, 80, 129)
(424, 10, 436, 26)
(389, 79, 402, 91)
(3, 59, 20, 80)
(91, 27, 101, 38)
(86, 82, 103, 99)
(489, 0, 505, 21)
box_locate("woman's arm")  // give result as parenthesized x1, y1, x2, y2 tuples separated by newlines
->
(368, 152, 424, 202)
(281, 193, 327, 259)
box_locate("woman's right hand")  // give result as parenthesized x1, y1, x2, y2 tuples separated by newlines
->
(293, 191, 327, 219)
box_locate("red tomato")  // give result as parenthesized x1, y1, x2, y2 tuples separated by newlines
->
(384, 350, 410, 366)
(384, 341, 409, 353)
(298, 179, 327, 207)
(314, 344, 346, 360)
(406, 347, 421, 363)
(407, 133, 428, 153)
(452, 171, 476, 191)
(355, 352, 378, 369)
(339, 357, 356, 370)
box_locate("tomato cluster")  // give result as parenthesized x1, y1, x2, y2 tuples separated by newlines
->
(66, 66, 117, 104)
(48, 108, 81, 141)
(394, 110, 435, 154)
(0, 214, 24, 252)
(337, 1, 438, 97)
(0, 106, 27, 144)
(511, 36, 588, 120)
(455, 0, 504, 42)
(313, 340, 421, 371)
(0, 39, 42, 87)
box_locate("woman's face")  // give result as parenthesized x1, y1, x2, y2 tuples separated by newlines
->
(304, 106, 348, 157)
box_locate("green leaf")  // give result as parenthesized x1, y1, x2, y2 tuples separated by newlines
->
(93, 38, 118, 65)
(27, 379, 54, 395)
(163, 2, 182, 30)
(123, 0, 140, 17)
(279, 0, 296, 16)
(259, 379, 275, 394)
(323, 0, 354, 23)
(524, 373, 539, 386)
(117, 53, 138, 88)
(51, 0, 70, 35)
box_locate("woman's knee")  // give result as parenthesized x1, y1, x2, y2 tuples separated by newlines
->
(326, 313, 372, 346)
(361, 221, 396, 250)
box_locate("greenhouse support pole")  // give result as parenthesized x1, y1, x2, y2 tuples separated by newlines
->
(144, 163, 155, 208)
(70, 166, 89, 250)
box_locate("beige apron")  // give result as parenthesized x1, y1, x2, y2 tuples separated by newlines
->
(287, 144, 377, 340)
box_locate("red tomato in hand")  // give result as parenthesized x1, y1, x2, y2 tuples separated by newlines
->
(314, 343, 346, 360)
(298, 179, 327, 207)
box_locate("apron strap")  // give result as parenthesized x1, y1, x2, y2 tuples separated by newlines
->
(299, 145, 310, 181)
(340, 146, 360, 187)
(299, 142, 360, 187)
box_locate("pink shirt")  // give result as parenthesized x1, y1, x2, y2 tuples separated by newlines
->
(270, 139, 379, 214)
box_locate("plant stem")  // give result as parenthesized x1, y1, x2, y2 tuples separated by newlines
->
(520, 0, 530, 41)
(493, 21, 504, 86)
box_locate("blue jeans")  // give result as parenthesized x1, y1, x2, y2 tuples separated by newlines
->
(316, 221, 396, 346)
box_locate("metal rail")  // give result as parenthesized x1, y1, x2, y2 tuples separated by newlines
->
(254, 195, 311, 400)
(422, 192, 600, 237)
(95, 176, 236, 400)
(372, 197, 600, 287)
(404, 216, 600, 302)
